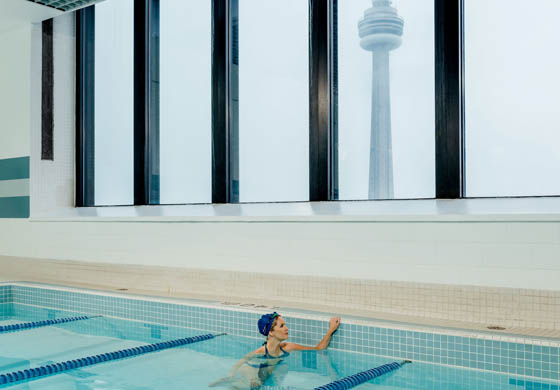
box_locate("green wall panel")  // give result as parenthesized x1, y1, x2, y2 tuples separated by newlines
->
(0, 196, 30, 218)
(0, 157, 30, 180)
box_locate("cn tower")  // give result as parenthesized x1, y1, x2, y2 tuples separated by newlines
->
(358, 0, 404, 199)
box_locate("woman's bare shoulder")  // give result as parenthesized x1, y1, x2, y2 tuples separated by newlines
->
(281, 342, 315, 352)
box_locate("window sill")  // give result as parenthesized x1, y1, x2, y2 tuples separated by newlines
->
(28, 197, 560, 223)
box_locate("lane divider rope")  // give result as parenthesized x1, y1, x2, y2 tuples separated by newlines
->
(0, 315, 102, 334)
(0, 333, 223, 386)
(314, 360, 411, 390)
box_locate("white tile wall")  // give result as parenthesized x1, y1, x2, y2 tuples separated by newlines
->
(30, 14, 75, 216)
(0, 219, 559, 287)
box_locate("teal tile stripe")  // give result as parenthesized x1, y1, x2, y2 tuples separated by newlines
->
(0, 157, 30, 181)
(0, 196, 30, 218)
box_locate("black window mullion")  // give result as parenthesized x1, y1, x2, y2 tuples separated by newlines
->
(134, 0, 148, 205)
(134, 0, 159, 205)
(211, 0, 231, 203)
(229, 0, 239, 203)
(148, 0, 160, 204)
(331, 0, 338, 200)
(76, 7, 95, 207)
(309, 0, 334, 202)
(435, 0, 465, 198)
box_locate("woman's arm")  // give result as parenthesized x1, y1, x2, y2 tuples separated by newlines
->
(284, 317, 340, 352)
(209, 346, 265, 387)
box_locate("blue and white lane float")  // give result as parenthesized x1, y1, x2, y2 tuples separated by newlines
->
(0, 333, 225, 386)
(314, 360, 411, 390)
(0, 315, 102, 334)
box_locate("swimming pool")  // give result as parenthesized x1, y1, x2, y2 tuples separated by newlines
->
(0, 283, 558, 389)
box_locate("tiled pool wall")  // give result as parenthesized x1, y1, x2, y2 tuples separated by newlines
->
(0, 285, 12, 317)
(2, 284, 559, 381)
(0, 285, 10, 302)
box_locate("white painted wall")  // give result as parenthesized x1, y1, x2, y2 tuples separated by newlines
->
(0, 13, 559, 294)
(0, 218, 559, 290)
(0, 24, 31, 159)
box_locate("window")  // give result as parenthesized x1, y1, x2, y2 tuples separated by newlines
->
(336, 0, 435, 200)
(93, 0, 134, 205)
(159, 0, 212, 204)
(235, 0, 310, 203)
(77, 0, 560, 208)
(465, 0, 560, 197)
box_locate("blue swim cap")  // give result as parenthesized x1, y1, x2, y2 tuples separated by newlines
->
(258, 312, 279, 336)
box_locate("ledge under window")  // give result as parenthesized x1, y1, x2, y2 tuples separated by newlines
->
(28, 197, 560, 223)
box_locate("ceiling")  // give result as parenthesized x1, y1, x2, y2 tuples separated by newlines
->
(0, 0, 105, 34)
(0, 0, 61, 33)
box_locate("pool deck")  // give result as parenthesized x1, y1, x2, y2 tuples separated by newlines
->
(1, 255, 559, 342)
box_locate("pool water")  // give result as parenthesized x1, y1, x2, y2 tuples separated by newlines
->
(0, 303, 558, 390)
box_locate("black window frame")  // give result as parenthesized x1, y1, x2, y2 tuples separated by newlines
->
(76, 0, 469, 207)
(435, 0, 464, 199)
(134, 0, 160, 205)
(75, 6, 95, 207)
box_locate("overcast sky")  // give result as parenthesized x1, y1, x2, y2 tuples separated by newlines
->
(92, 0, 560, 205)
(465, 0, 560, 197)
(94, 0, 134, 206)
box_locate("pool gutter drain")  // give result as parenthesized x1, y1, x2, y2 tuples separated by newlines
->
(487, 326, 506, 330)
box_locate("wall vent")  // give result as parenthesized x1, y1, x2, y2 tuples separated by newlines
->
(25, 0, 106, 13)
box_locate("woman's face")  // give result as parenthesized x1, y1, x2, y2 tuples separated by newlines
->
(269, 316, 289, 341)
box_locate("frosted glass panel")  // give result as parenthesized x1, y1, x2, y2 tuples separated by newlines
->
(159, 0, 212, 204)
(237, 0, 309, 203)
(94, 0, 134, 205)
(465, 0, 560, 197)
(337, 0, 435, 200)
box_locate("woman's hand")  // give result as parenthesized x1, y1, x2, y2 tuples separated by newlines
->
(328, 317, 341, 334)
(289, 317, 341, 351)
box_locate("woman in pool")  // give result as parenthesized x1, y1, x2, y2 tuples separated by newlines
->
(210, 312, 340, 389)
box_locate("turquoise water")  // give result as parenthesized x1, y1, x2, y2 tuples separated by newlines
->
(1, 303, 559, 390)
